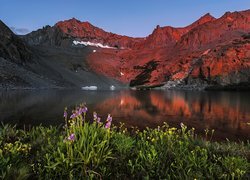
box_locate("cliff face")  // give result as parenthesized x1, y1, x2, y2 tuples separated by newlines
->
(138, 13, 216, 49)
(177, 10, 250, 50)
(2, 9, 250, 90)
(186, 36, 250, 89)
(0, 20, 31, 64)
(55, 18, 143, 49)
(22, 25, 66, 46)
(0, 21, 124, 89)
(85, 10, 250, 89)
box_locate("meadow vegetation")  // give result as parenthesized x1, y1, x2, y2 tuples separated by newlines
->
(0, 104, 249, 179)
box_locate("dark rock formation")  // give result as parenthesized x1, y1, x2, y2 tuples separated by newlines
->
(0, 20, 31, 64)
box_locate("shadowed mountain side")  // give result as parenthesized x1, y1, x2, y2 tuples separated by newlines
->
(0, 20, 32, 64)
(0, 45, 126, 89)
(0, 20, 126, 89)
(26, 45, 126, 89)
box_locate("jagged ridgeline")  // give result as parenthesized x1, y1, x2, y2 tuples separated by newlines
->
(0, 10, 250, 89)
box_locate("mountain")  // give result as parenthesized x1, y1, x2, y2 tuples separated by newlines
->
(138, 13, 216, 49)
(23, 18, 143, 49)
(1, 9, 250, 90)
(86, 10, 250, 89)
(0, 20, 31, 64)
(177, 10, 250, 50)
(0, 21, 124, 89)
(56, 18, 143, 49)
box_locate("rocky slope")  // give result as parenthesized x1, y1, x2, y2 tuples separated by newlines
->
(1, 9, 250, 90)
(137, 13, 216, 49)
(84, 10, 250, 90)
(0, 21, 124, 89)
(0, 20, 32, 64)
(23, 18, 143, 49)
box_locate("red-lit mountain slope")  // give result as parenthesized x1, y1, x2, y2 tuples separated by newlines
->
(56, 18, 143, 49)
(21, 9, 250, 90)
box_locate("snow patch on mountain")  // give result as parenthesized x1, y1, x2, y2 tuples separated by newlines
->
(73, 40, 115, 49)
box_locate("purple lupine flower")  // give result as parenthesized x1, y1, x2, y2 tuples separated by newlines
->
(63, 111, 67, 118)
(78, 106, 87, 114)
(107, 114, 112, 122)
(105, 121, 111, 129)
(76, 109, 81, 116)
(77, 107, 82, 115)
(93, 112, 101, 124)
(63, 107, 68, 118)
(83, 107, 88, 113)
(70, 112, 76, 119)
(97, 117, 101, 123)
(105, 114, 112, 129)
(67, 133, 75, 141)
(93, 112, 98, 120)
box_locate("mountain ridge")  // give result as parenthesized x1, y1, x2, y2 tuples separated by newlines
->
(1, 9, 250, 90)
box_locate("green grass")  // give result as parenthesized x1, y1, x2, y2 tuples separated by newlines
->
(0, 105, 249, 179)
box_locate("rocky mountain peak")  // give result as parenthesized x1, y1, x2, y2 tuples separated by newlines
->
(1, 9, 250, 90)
(55, 18, 143, 49)
(186, 13, 216, 30)
(0, 20, 31, 63)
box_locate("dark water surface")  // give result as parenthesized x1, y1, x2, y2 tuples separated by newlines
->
(0, 90, 249, 141)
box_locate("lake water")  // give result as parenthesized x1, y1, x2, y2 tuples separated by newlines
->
(0, 90, 249, 141)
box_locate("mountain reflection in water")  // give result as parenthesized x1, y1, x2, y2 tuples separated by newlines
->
(0, 90, 249, 141)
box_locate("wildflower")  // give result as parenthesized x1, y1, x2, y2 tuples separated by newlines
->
(93, 112, 101, 124)
(105, 114, 112, 129)
(107, 114, 112, 122)
(63, 109, 67, 119)
(80, 106, 88, 114)
(70, 112, 76, 119)
(67, 133, 75, 141)
(170, 127, 177, 131)
(180, 122, 185, 129)
(105, 121, 111, 129)
(168, 130, 173, 135)
(93, 112, 98, 120)
(75, 108, 81, 116)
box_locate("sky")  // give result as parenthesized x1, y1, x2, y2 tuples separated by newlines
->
(0, 0, 250, 37)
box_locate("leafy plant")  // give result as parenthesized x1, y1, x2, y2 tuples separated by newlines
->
(0, 105, 249, 179)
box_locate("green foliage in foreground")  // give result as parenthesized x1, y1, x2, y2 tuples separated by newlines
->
(0, 105, 249, 179)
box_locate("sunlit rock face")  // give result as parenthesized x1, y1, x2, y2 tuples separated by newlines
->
(137, 13, 216, 49)
(20, 9, 250, 89)
(81, 10, 250, 89)
(56, 18, 143, 49)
